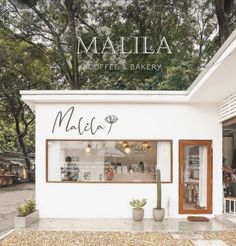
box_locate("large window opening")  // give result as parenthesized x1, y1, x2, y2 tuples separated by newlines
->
(46, 140, 172, 183)
(223, 118, 236, 214)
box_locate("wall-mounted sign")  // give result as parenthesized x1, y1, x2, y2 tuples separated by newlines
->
(52, 106, 118, 135)
(78, 36, 172, 55)
(131, 144, 148, 154)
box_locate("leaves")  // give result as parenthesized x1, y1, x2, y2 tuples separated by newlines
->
(0, 0, 235, 156)
(17, 198, 36, 217)
(0, 31, 53, 165)
(0, 0, 230, 90)
(129, 199, 147, 209)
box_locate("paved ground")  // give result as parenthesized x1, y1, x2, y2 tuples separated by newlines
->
(29, 217, 236, 232)
(0, 183, 35, 237)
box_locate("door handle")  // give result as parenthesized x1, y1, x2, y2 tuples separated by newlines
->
(180, 165, 184, 185)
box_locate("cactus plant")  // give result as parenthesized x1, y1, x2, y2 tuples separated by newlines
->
(156, 169, 162, 210)
(153, 169, 165, 221)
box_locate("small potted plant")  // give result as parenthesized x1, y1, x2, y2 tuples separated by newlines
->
(129, 199, 147, 222)
(153, 169, 165, 221)
(15, 198, 38, 228)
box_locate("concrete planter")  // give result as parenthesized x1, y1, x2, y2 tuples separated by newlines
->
(14, 210, 39, 228)
(132, 208, 144, 222)
(153, 208, 165, 222)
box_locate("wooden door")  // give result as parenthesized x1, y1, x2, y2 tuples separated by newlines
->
(179, 140, 212, 214)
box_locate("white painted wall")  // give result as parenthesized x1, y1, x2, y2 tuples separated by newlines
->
(35, 102, 222, 218)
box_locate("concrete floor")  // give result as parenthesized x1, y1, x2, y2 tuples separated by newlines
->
(0, 183, 35, 237)
(28, 217, 236, 232)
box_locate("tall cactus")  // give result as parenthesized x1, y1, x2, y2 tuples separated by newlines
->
(156, 169, 162, 210)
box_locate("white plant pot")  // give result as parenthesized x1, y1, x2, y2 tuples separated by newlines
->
(153, 208, 165, 222)
(132, 208, 144, 222)
(14, 210, 39, 228)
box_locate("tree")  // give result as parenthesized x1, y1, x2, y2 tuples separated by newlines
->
(0, 0, 235, 158)
(79, 0, 218, 90)
(0, 31, 53, 169)
(0, 0, 226, 91)
(214, 0, 236, 45)
(1, 0, 97, 89)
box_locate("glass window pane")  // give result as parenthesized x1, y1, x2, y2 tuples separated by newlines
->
(47, 140, 172, 183)
(183, 145, 208, 210)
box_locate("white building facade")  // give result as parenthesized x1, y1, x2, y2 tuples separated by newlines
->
(21, 29, 236, 219)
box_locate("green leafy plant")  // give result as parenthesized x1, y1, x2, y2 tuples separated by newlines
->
(129, 199, 147, 209)
(156, 169, 162, 210)
(17, 198, 36, 217)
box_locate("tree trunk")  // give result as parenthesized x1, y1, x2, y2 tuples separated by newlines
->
(14, 116, 32, 170)
(65, 0, 80, 89)
(18, 134, 32, 170)
(214, 0, 230, 46)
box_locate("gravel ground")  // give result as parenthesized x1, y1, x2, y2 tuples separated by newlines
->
(203, 231, 236, 246)
(0, 231, 193, 246)
(1, 230, 236, 246)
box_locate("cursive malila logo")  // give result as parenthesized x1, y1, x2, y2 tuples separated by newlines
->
(104, 115, 118, 134)
(52, 107, 118, 135)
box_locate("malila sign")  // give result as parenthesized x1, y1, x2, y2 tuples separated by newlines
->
(77, 36, 172, 55)
(52, 106, 118, 135)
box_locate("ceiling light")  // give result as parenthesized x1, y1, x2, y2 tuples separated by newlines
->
(85, 144, 91, 153)
(142, 142, 150, 149)
(122, 141, 128, 148)
(124, 144, 131, 153)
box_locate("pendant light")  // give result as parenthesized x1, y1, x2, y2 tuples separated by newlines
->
(124, 144, 131, 153)
(122, 141, 128, 148)
(85, 144, 91, 153)
(142, 142, 150, 149)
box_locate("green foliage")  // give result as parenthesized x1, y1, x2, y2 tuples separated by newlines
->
(0, 30, 54, 164)
(0, 0, 229, 90)
(79, 0, 221, 90)
(156, 169, 162, 210)
(0, 116, 18, 151)
(17, 198, 36, 217)
(129, 199, 147, 209)
(0, 0, 235, 155)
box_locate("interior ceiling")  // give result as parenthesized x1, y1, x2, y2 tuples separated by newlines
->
(57, 140, 156, 149)
(223, 124, 236, 136)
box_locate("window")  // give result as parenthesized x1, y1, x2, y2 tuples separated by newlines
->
(179, 140, 212, 214)
(46, 140, 172, 183)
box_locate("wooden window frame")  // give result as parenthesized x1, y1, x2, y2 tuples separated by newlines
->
(45, 139, 173, 184)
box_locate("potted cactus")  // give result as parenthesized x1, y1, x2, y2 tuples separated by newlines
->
(153, 169, 165, 221)
(129, 199, 147, 222)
